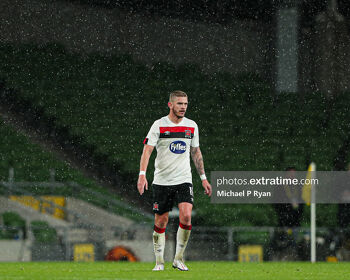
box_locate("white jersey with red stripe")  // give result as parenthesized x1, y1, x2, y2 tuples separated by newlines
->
(144, 116, 199, 185)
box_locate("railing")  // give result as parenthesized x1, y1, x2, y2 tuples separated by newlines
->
(188, 226, 342, 261)
(1, 224, 348, 261)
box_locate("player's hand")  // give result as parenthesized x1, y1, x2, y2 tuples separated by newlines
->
(202, 179, 212, 197)
(137, 175, 148, 195)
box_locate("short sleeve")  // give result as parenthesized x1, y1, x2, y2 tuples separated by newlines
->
(191, 122, 199, 147)
(143, 121, 160, 146)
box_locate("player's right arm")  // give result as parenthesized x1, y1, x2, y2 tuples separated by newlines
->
(137, 144, 154, 195)
(138, 120, 159, 195)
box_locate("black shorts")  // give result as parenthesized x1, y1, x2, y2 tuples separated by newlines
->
(152, 183, 194, 215)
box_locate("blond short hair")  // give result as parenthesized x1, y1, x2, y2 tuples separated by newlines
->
(169, 90, 188, 102)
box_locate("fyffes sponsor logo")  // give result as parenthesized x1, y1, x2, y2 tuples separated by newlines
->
(169, 141, 186, 154)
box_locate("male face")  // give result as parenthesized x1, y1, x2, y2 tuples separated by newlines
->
(169, 96, 188, 119)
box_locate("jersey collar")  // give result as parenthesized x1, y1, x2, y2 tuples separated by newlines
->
(167, 115, 185, 126)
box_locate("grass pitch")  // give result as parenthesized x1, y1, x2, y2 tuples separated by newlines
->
(0, 262, 349, 280)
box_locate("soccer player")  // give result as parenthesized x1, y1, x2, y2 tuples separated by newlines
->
(137, 90, 212, 271)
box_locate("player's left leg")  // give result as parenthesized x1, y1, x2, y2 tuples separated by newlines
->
(173, 202, 192, 271)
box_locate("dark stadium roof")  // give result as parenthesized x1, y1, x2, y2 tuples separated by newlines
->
(70, 0, 350, 25)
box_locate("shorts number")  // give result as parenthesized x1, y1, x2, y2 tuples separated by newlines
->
(189, 186, 193, 196)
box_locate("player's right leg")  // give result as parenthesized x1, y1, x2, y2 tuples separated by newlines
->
(152, 212, 169, 271)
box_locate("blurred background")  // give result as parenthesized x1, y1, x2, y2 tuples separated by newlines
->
(0, 0, 349, 263)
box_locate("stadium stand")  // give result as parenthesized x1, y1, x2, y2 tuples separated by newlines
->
(0, 118, 148, 222)
(0, 43, 349, 228)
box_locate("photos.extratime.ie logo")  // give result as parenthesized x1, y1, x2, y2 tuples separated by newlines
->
(216, 176, 318, 187)
(210, 171, 350, 204)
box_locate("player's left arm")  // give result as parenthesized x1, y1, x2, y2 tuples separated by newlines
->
(190, 146, 212, 196)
